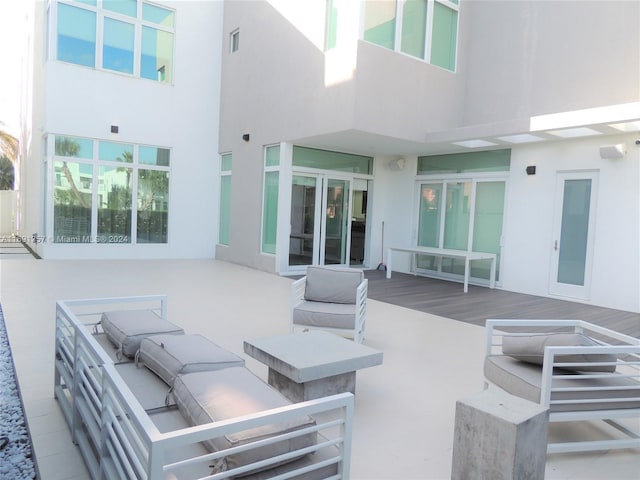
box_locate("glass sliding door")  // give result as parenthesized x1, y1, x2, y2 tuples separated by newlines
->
(417, 183, 443, 271)
(441, 181, 471, 276)
(324, 178, 350, 265)
(416, 179, 505, 283)
(289, 175, 318, 266)
(471, 181, 505, 279)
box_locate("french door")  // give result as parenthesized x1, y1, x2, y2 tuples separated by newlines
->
(416, 179, 506, 283)
(289, 174, 352, 268)
(549, 171, 598, 299)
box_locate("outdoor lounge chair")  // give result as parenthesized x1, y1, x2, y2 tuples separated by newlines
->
(290, 265, 368, 343)
(483, 319, 640, 453)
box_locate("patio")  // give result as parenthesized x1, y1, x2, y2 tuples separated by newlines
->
(0, 258, 638, 479)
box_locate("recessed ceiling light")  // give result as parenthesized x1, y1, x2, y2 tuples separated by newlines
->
(547, 127, 602, 138)
(496, 134, 545, 144)
(452, 140, 498, 148)
(609, 121, 640, 132)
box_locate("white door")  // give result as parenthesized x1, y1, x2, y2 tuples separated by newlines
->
(549, 171, 598, 299)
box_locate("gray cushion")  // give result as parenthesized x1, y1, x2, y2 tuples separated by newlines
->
(304, 266, 364, 304)
(484, 355, 640, 412)
(101, 310, 184, 358)
(172, 368, 317, 475)
(139, 334, 245, 385)
(292, 300, 356, 329)
(502, 333, 617, 373)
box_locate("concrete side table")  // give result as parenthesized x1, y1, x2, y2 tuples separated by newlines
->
(244, 331, 383, 402)
(451, 388, 549, 480)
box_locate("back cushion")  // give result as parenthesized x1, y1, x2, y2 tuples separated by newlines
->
(304, 266, 364, 304)
(502, 333, 617, 373)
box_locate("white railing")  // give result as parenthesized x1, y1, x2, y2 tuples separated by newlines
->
(55, 296, 354, 479)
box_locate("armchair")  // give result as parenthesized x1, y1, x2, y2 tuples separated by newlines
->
(291, 266, 368, 343)
(484, 319, 640, 453)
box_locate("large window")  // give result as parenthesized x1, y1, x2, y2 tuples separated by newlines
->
(55, 0, 174, 82)
(219, 153, 232, 246)
(51, 135, 170, 243)
(363, 0, 459, 71)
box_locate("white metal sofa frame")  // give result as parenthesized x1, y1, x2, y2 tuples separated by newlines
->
(290, 268, 368, 344)
(54, 295, 354, 479)
(484, 319, 640, 454)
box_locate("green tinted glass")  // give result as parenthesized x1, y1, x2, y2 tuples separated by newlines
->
(219, 175, 232, 245)
(221, 154, 233, 172)
(401, 0, 427, 58)
(265, 145, 280, 167)
(364, 0, 396, 49)
(293, 146, 372, 174)
(431, 2, 457, 71)
(262, 171, 279, 254)
(418, 150, 511, 174)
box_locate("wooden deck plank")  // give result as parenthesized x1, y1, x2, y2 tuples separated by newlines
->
(365, 270, 640, 338)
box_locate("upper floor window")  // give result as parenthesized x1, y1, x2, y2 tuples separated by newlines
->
(363, 0, 459, 71)
(230, 29, 240, 53)
(55, 0, 175, 83)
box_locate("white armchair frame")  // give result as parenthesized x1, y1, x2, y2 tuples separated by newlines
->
(484, 319, 640, 454)
(290, 275, 368, 343)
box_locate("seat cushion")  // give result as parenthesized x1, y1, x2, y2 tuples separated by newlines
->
(139, 334, 245, 385)
(304, 266, 364, 304)
(502, 333, 617, 372)
(484, 355, 640, 412)
(293, 300, 356, 330)
(101, 309, 184, 358)
(173, 368, 317, 475)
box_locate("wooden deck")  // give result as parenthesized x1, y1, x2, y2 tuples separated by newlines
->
(365, 269, 640, 338)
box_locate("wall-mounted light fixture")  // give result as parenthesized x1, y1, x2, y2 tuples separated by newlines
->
(599, 144, 626, 159)
(242, 133, 250, 142)
(110, 125, 119, 134)
(525, 165, 536, 175)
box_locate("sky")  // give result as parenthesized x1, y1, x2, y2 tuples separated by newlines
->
(0, 0, 28, 136)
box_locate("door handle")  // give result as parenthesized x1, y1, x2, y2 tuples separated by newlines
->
(554, 240, 558, 251)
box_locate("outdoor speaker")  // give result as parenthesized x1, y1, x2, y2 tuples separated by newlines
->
(599, 144, 626, 159)
(387, 158, 406, 171)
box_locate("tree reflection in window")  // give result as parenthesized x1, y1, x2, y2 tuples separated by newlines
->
(137, 169, 169, 243)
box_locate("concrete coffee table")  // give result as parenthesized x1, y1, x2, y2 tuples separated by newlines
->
(243, 331, 383, 402)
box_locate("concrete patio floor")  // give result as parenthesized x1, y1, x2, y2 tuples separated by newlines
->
(0, 258, 638, 479)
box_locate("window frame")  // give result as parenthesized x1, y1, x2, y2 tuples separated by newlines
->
(362, 0, 460, 72)
(52, 0, 176, 83)
(47, 134, 171, 244)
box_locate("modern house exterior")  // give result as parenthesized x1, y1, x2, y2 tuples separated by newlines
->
(18, 0, 640, 313)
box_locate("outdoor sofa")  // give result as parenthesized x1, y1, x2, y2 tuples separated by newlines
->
(54, 295, 354, 479)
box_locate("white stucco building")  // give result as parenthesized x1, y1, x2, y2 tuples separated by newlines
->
(18, 0, 640, 312)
